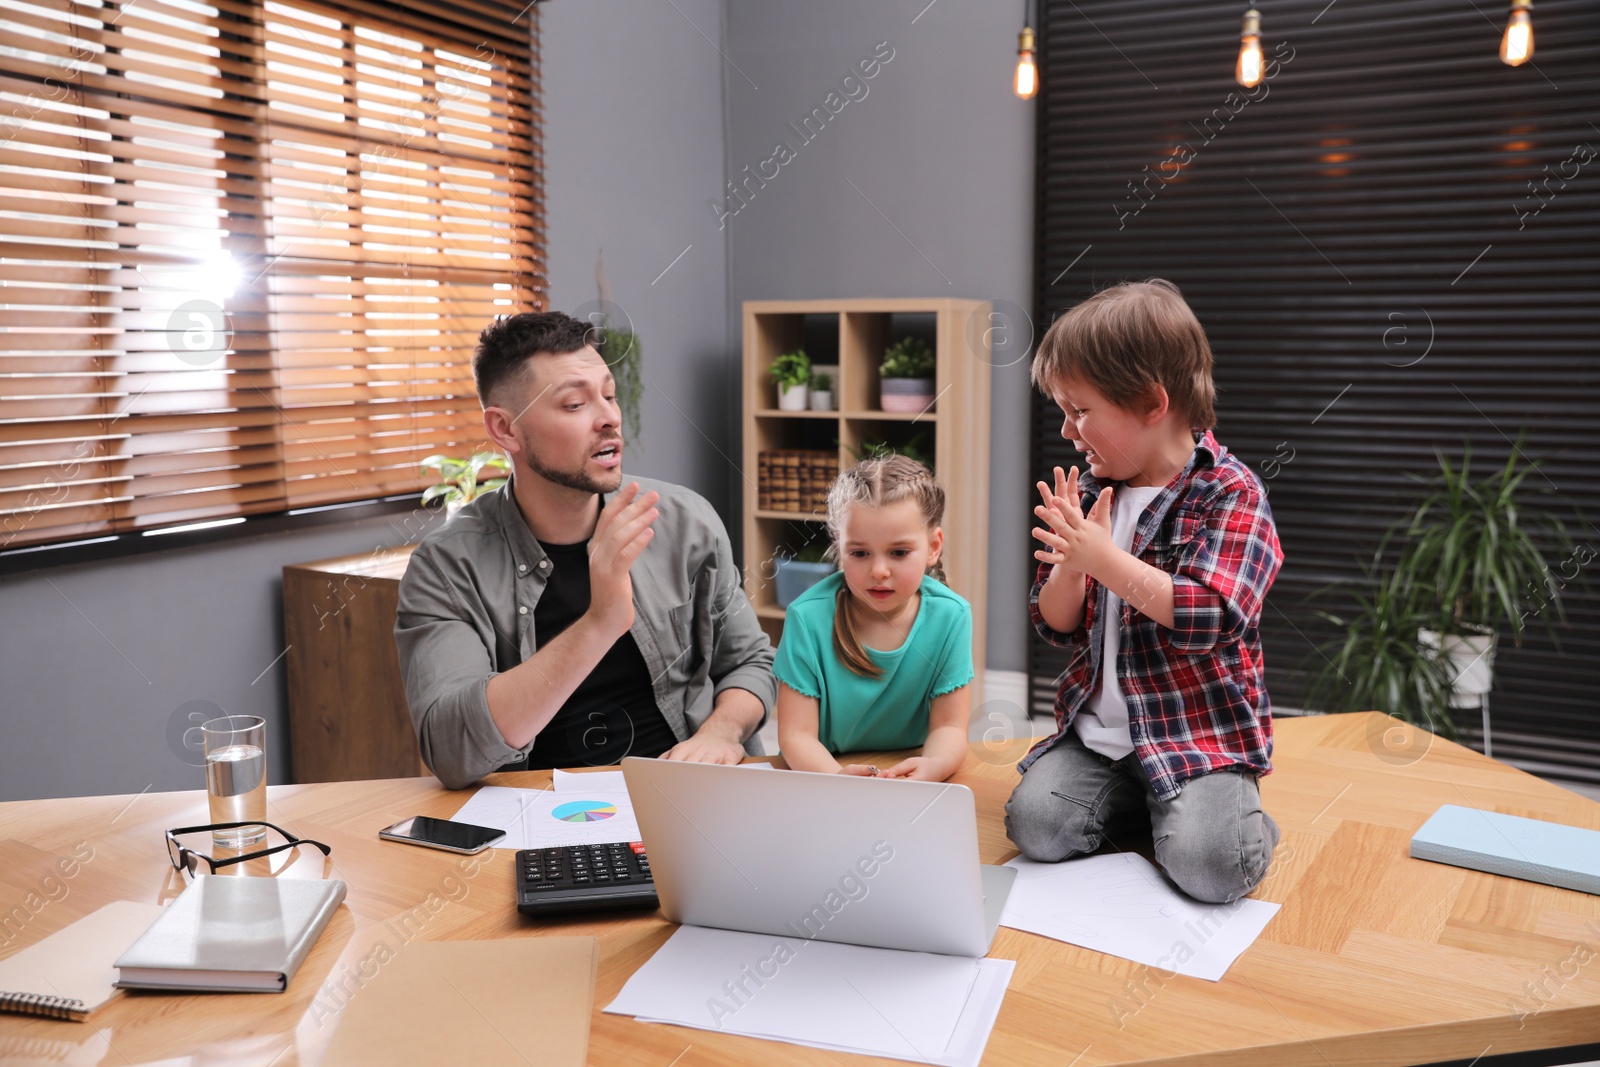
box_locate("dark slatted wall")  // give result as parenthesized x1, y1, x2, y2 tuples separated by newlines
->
(1027, 0, 1600, 778)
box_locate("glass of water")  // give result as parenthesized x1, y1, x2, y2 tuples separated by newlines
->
(201, 715, 267, 849)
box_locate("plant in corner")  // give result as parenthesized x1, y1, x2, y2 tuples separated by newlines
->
(420, 452, 508, 519)
(1309, 439, 1584, 746)
(878, 336, 936, 413)
(770, 349, 811, 411)
(592, 250, 643, 440)
(808, 371, 834, 412)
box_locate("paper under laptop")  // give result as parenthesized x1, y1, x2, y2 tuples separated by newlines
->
(606, 924, 1013, 1067)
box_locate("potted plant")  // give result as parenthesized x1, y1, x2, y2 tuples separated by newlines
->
(1308, 562, 1458, 737)
(592, 250, 644, 440)
(770, 349, 811, 411)
(849, 429, 933, 470)
(774, 540, 835, 609)
(420, 451, 508, 520)
(1310, 440, 1583, 747)
(808, 371, 834, 411)
(878, 336, 936, 413)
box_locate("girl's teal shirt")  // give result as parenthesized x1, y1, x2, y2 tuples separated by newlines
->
(773, 572, 974, 753)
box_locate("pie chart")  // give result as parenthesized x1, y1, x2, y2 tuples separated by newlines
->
(551, 800, 617, 823)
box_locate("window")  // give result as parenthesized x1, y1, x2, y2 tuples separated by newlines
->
(0, 0, 541, 550)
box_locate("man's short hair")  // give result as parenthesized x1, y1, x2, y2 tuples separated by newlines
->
(1031, 278, 1216, 428)
(473, 311, 594, 406)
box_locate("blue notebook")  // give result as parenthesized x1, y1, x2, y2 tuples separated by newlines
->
(1410, 804, 1600, 896)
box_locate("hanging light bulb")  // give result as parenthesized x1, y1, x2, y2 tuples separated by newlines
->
(1015, 1, 1037, 102)
(1500, 0, 1533, 66)
(1236, 6, 1263, 88)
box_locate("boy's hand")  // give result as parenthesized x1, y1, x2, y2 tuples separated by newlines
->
(839, 763, 882, 777)
(1034, 466, 1115, 575)
(1031, 465, 1078, 566)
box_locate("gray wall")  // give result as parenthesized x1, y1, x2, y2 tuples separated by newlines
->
(540, 0, 732, 508)
(0, 0, 1035, 802)
(720, 0, 1036, 669)
(0, 507, 445, 802)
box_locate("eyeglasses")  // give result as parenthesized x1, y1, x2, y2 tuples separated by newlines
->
(165, 821, 332, 876)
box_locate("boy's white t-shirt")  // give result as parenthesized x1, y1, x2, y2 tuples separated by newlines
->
(1073, 483, 1165, 760)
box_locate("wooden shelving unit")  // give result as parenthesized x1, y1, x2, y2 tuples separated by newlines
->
(741, 298, 992, 683)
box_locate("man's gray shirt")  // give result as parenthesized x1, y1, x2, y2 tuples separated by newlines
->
(394, 477, 775, 789)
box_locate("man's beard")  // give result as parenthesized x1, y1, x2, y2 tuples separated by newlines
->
(520, 430, 623, 495)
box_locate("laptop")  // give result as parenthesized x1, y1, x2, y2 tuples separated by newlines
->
(620, 757, 1017, 957)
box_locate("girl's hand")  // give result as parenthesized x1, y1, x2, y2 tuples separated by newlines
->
(840, 763, 882, 777)
(883, 757, 943, 781)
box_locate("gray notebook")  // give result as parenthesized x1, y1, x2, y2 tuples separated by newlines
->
(115, 876, 347, 992)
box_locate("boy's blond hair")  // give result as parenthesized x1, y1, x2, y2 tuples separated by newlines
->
(1031, 278, 1216, 428)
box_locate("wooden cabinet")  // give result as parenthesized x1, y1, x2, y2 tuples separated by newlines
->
(740, 298, 992, 681)
(283, 545, 427, 783)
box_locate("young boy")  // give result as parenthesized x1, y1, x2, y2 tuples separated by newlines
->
(1005, 278, 1284, 904)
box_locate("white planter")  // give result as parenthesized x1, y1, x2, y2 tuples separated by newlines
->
(880, 377, 935, 413)
(808, 390, 834, 411)
(1419, 626, 1497, 707)
(777, 383, 809, 411)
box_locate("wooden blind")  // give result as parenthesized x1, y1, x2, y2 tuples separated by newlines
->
(0, 0, 542, 548)
(1028, 0, 1600, 777)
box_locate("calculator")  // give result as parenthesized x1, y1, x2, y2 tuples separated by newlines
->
(515, 841, 659, 916)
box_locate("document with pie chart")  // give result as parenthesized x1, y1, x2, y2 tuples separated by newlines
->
(449, 785, 642, 850)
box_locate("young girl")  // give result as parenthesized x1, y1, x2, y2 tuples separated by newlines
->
(774, 455, 973, 781)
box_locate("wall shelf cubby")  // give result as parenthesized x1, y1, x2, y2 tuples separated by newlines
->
(741, 298, 992, 682)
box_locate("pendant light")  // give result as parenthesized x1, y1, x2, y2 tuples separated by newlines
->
(1015, 0, 1038, 99)
(1236, 6, 1263, 88)
(1500, 0, 1533, 66)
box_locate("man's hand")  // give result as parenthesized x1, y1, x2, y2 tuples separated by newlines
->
(1033, 465, 1115, 578)
(586, 482, 659, 642)
(660, 733, 744, 764)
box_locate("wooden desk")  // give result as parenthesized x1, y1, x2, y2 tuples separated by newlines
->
(2, 713, 1598, 1066)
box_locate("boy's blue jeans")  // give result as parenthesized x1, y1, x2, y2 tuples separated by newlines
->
(1004, 728, 1281, 904)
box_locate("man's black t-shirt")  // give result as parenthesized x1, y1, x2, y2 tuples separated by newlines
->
(504, 538, 678, 770)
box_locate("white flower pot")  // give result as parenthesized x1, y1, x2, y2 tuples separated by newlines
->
(808, 390, 834, 411)
(777, 383, 809, 411)
(880, 377, 935, 413)
(1418, 626, 1497, 708)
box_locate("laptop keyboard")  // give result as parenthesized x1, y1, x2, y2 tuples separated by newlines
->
(516, 841, 659, 916)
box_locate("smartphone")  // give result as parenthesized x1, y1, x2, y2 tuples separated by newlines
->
(378, 815, 506, 854)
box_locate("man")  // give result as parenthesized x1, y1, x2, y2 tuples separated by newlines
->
(394, 311, 774, 789)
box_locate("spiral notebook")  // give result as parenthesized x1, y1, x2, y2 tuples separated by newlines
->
(0, 901, 166, 1021)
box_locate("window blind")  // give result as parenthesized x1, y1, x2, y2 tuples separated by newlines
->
(0, 0, 541, 549)
(1027, 0, 1600, 776)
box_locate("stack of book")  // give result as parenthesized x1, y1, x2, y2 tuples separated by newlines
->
(757, 450, 838, 513)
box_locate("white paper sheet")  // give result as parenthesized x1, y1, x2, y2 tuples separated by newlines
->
(605, 925, 1009, 1066)
(552, 768, 626, 793)
(999, 852, 1279, 981)
(450, 785, 641, 850)
(552, 763, 773, 794)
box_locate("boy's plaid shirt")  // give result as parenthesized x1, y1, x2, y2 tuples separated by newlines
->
(1022, 430, 1283, 801)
